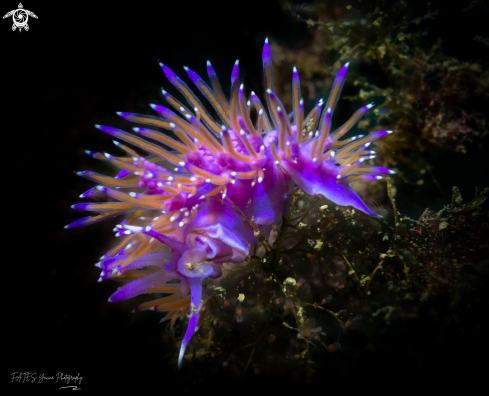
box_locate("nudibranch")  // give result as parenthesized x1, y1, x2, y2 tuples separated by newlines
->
(67, 38, 394, 368)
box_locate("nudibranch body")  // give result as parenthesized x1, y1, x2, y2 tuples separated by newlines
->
(68, 38, 394, 368)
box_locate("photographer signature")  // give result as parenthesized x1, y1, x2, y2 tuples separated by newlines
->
(11, 371, 83, 389)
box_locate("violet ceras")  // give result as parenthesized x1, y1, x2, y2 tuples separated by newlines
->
(67, 38, 395, 368)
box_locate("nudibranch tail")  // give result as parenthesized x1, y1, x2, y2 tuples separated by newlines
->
(178, 277, 202, 369)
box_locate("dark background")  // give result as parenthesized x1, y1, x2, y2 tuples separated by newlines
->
(4, 0, 488, 391)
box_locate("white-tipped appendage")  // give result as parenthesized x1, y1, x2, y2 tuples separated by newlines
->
(123, 225, 143, 233)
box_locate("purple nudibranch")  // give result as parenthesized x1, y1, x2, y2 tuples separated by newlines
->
(68, 38, 394, 368)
